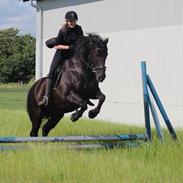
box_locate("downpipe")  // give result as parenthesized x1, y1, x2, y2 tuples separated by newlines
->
(30, 0, 43, 80)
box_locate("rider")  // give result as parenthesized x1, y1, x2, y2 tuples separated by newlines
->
(38, 11, 84, 106)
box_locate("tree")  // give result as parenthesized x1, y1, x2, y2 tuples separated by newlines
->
(0, 28, 35, 83)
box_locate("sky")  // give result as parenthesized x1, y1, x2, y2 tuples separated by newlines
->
(0, 0, 36, 36)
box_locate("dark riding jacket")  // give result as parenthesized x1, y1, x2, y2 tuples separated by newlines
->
(47, 24, 84, 79)
(55, 24, 84, 57)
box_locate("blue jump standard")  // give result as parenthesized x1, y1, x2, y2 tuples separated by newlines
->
(146, 75, 177, 140)
(0, 134, 147, 143)
(141, 61, 177, 141)
(141, 61, 151, 140)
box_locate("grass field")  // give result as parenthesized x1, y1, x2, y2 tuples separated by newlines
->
(0, 85, 183, 183)
(0, 83, 28, 110)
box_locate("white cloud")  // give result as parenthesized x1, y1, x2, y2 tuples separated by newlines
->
(0, 0, 36, 36)
(5, 14, 33, 24)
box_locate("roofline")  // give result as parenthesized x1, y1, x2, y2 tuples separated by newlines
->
(23, 0, 38, 2)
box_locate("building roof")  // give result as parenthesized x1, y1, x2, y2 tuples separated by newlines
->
(23, 0, 40, 1)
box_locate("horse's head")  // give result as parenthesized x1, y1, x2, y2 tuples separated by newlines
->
(86, 34, 108, 82)
(76, 34, 108, 82)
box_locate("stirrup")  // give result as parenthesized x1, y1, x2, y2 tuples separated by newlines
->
(38, 96, 48, 106)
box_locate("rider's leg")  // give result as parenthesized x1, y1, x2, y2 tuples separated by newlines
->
(38, 50, 64, 106)
(38, 78, 53, 106)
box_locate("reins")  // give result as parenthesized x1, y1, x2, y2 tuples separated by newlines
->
(85, 62, 106, 73)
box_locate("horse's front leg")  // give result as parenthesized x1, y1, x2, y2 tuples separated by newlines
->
(88, 90, 105, 119)
(66, 91, 88, 122)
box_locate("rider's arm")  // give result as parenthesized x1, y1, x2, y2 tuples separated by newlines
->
(77, 25, 84, 36)
(54, 27, 71, 50)
(55, 28, 64, 45)
(54, 45, 69, 50)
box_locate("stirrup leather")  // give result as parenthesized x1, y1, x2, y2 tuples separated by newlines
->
(38, 96, 48, 106)
(43, 96, 48, 106)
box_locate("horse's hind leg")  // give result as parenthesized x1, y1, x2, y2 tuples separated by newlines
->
(42, 114, 64, 136)
(30, 116, 42, 137)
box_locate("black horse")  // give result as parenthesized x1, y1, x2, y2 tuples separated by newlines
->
(27, 34, 108, 137)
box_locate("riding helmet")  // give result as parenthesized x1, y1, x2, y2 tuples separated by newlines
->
(65, 11, 78, 21)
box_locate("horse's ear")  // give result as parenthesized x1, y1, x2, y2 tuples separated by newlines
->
(104, 38, 109, 45)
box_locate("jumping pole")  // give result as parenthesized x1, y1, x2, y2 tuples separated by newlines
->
(0, 134, 147, 143)
(148, 92, 164, 142)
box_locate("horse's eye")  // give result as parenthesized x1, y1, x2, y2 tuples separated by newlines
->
(96, 48, 102, 54)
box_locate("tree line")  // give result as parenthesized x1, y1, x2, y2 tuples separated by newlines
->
(0, 28, 35, 83)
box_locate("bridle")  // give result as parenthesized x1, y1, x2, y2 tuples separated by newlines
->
(76, 38, 107, 73)
(85, 62, 106, 73)
(85, 47, 107, 73)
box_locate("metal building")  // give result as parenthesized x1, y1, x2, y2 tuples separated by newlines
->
(25, 0, 183, 128)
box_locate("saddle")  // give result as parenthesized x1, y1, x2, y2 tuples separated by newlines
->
(53, 65, 64, 88)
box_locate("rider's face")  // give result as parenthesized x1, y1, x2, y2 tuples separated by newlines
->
(67, 20, 77, 28)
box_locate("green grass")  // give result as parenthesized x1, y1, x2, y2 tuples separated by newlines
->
(0, 84, 183, 183)
(0, 141, 183, 183)
(0, 87, 28, 109)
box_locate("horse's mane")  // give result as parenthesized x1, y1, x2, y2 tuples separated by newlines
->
(75, 33, 106, 54)
(76, 33, 104, 46)
(87, 33, 104, 42)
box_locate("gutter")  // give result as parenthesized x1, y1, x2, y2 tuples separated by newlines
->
(30, 0, 41, 10)
(30, 0, 43, 80)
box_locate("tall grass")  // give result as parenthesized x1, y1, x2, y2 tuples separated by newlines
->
(0, 85, 183, 183)
(0, 141, 183, 183)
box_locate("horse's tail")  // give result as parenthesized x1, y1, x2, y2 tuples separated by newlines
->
(27, 81, 38, 120)
(27, 78, 45, 121)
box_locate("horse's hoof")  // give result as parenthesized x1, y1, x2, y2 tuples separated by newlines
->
(70, 113, 79, 122)
(88, 110, 98, 119)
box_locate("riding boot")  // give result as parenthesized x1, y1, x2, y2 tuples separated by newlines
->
(38, 78, 53, 106)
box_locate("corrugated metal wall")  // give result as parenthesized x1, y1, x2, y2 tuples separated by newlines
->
(39, 0, 183, 127)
